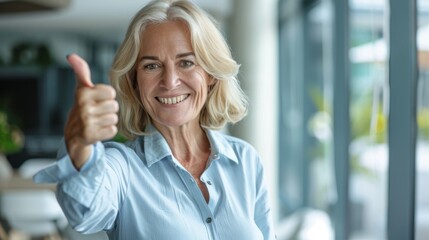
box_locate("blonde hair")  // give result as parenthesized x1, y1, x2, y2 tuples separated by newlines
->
(110, 0, 248, 140)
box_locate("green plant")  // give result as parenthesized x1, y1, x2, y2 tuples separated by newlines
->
(0, 111, 24, 154)
(418, 107, 429, 140)
(112, 132, 128, 143)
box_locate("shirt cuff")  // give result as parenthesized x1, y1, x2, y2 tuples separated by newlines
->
(33, 141, 100, 184)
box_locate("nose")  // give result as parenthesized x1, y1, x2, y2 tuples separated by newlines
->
(161, 64, 180, 89)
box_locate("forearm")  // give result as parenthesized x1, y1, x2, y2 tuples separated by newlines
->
(34, 141, 129, 233)
(56, 169, 117, 234)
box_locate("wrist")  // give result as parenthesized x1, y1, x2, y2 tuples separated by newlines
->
(66, 140, 92, 170)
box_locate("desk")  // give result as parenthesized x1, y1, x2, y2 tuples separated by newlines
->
(0, 174, 61, 239)
(0, 174, 56, 192)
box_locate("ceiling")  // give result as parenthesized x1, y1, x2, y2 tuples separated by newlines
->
(0, 0, 232, 41)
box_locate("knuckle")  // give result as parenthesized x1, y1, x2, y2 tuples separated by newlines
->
(108, 86, 116, 99)
(96, 84, 116, 99)
(111, 113, 119, 124)
(112, 100, 119, 112)
(100, 126, 117, 140)
(109, 125, 118, 136)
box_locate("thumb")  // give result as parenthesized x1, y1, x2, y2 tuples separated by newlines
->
(66, 53, 94, 88)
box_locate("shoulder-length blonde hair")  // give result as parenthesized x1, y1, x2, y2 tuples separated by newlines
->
(110, 0, 248, 140)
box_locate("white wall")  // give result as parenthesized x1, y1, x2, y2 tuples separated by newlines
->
(228, 0, 280, 224)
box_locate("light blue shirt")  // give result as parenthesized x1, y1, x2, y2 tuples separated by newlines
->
(34, 126, 276, 240)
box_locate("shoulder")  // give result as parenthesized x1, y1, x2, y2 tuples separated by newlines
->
(221, 133, 256, 152)
(101, 139, 140, 161)
(209, 130, 261, 165)
(103, 140, 132, 152)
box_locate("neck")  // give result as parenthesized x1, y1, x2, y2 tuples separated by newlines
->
(154, 123, 211, 163)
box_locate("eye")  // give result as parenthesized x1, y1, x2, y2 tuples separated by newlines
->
(143, 63, 161, 71)
(179, 60, 194, 68)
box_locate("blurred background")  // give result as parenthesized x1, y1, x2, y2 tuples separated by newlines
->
(0, 0, 427, 239)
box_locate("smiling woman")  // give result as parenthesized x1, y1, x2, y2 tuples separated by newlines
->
(110, 1, 247, 139)
(33, 0, 276, 239)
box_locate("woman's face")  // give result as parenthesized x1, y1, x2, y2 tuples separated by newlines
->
(136, 21, 213, 129)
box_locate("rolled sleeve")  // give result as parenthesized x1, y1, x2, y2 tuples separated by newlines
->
(33, 141, 101, 184)
(33, 141, 125, 233)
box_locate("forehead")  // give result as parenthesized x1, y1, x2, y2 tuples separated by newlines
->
(139, 20, 193, 55)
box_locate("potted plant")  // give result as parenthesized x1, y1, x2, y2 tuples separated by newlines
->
(0, 110, 24, 180)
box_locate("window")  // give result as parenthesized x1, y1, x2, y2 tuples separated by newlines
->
(279, 0, 420, 239)
(349, 0, 388, 238)
(278, 0, 335, 239)
(416, 0, 429, 239)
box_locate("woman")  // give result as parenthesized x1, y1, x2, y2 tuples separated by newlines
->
(34, 0, 275, 239)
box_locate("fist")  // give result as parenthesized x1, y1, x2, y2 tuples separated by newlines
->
(64, 54, 119, 168)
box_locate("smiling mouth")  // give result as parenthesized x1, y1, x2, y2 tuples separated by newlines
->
(156, 94, 190, 105)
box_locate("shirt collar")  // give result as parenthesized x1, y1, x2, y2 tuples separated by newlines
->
(140, 124, 239, 167)
(205, 129, 239, 164)
(142, 124, 172, 167)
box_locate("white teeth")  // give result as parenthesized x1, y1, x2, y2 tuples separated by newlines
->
(158, 95, 188, 104)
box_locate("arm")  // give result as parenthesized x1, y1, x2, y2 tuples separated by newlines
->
(34, 53, 124, 233)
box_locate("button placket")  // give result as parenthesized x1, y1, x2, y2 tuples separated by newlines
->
(203, 155, 217, 187)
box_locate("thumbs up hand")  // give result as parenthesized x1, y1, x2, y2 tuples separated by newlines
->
(65, 54, 119, 170)
(67, 53, 94, 88)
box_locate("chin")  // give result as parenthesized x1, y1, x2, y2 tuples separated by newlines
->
(154, 116, 199, 129)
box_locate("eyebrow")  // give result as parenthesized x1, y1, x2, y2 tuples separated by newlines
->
(176, 52, 194, 58)
(139, 52, 195, 62)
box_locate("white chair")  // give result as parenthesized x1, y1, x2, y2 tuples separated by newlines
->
(0, 154, 13, 180)
(0, 158, 67, 238)
(276, 208, 334, 240)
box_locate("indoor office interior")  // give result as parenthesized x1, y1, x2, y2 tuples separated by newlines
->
(0, 0, 427, 239)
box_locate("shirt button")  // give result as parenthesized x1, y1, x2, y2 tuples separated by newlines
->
(206, 181, 212, 185)
(212, 154, 219, 159)
(206, 217, 212, 223)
